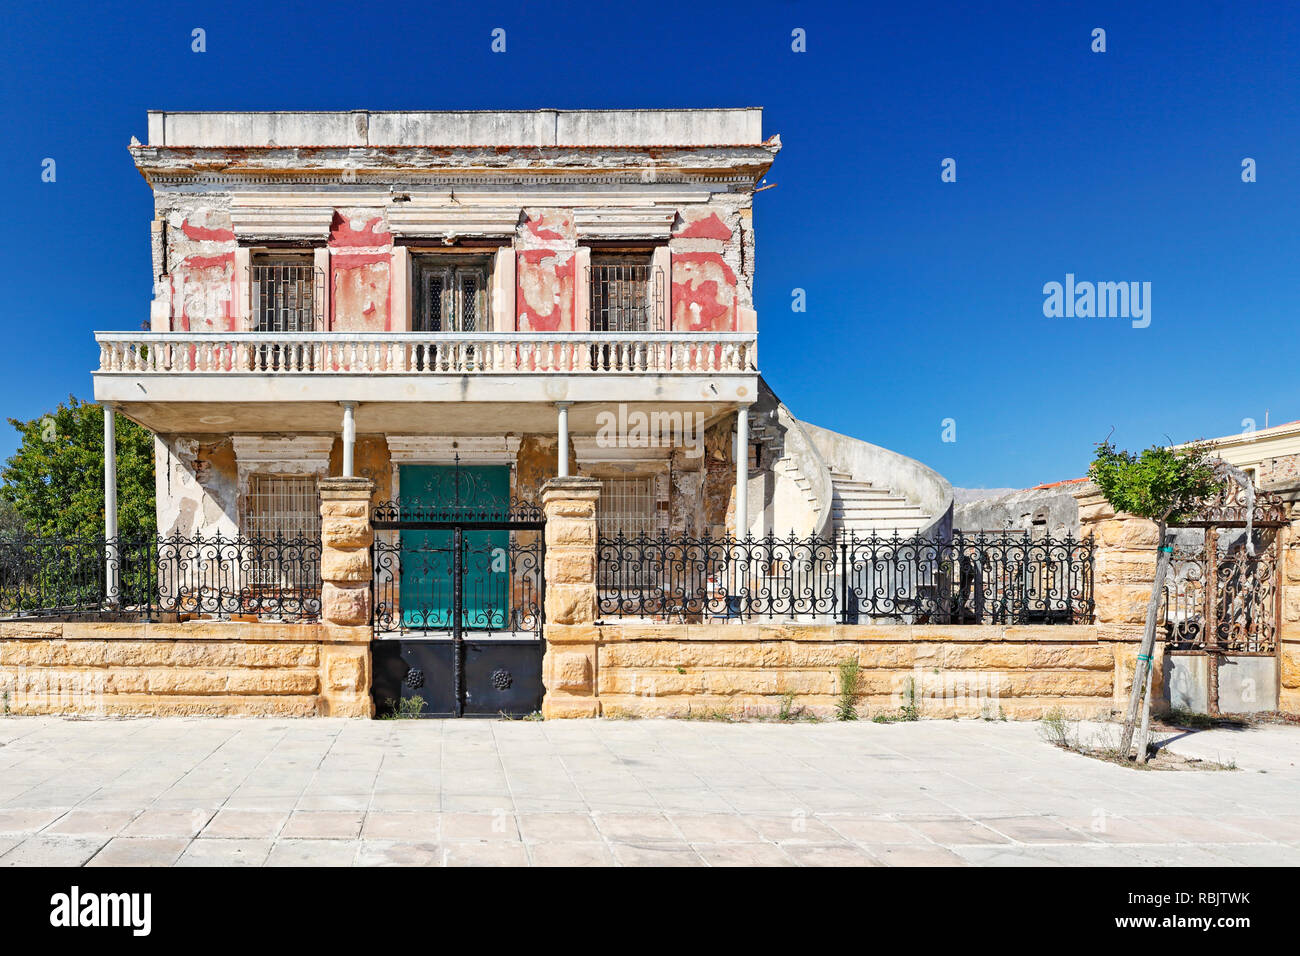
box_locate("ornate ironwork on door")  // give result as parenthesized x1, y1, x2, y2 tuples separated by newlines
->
(1161, 485, 1285, 656)
(370, 456, 545, 718)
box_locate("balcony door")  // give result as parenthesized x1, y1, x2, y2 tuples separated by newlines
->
(249, 254, 320, 370)
(413, 256, 490, 333)
(251, 256, 320, 333)
(589, 256, 661, 333)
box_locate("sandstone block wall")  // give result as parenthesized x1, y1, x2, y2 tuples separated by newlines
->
(0, 620, 371, 717)
(543, 621, 1119, 720)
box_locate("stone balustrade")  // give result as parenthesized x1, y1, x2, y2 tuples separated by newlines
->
(95, 331, 757, 376)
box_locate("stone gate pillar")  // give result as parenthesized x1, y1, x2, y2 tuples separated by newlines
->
(540, 477, 601, 718)
(318, 475, 375, 717)
(1276, 484, 1300, 714)
(1075, 483, 1166, 714)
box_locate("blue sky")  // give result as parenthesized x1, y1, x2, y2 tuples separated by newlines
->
(1, 0, 1295, 488)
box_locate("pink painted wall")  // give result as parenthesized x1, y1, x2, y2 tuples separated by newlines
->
(168, 213, 237, 332)
(669, 209, 739, 332)
(329, 213, 392, 332)
(515, 210, 576, 332)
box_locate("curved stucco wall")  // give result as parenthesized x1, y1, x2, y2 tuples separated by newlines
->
(798, 423, 954, 539)
(750, 380, 835, 538)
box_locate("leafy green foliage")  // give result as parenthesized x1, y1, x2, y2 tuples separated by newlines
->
(1, 397, 156, 539)
(1088, 440, 1220, 524)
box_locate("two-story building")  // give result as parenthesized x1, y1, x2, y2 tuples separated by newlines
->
(92, 110, 954, 693)
(97, 108, 952, 544)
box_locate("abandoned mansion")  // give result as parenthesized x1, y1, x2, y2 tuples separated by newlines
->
(0, 108, 1291, 721)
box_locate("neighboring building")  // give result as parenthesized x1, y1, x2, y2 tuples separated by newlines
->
(956, 421, 1300, 537)
(94, 109, 952, 559)
(954, 480, 1086, 537)
(1173, 420, 1300, 490)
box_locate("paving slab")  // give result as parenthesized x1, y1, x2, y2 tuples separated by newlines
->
(86, 837, 189, 867)
(0, 716, 1296, 866)
(177, 839, 272, 867)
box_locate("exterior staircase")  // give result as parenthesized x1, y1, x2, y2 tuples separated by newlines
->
(828, 470, 934, 537)
(748, 408, 824, 524)
(746, 377, 954, 540)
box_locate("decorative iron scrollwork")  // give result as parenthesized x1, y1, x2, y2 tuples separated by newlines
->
(1179, 485, 1288, 527)
(594, 530, 1095, 626)
(0, 532, 323, 623)
(373, 453, 544, 526)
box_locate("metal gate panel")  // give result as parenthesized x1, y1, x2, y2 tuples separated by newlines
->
(463, 640, 545, 716)
(372, 639, 458, 718)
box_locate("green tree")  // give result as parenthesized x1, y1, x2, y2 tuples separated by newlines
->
(1088, 440, 1220, 762)
(1, 397, 156, 539)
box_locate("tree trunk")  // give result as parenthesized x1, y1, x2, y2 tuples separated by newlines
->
(1135, 642, 1157, 763)
(1119, 519, 1171, 760)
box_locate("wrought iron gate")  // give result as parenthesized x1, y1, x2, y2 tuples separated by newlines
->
(370, 460, 545, 718)
(1161, 485, 1286, 713)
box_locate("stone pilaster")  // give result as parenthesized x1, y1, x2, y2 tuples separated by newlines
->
(540, 477, 601, 718)
(1075, 483, 1166, 712)
(318, 476, 374, 717)
(1274, 483, 1300, 714)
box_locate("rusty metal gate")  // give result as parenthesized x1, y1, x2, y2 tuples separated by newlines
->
(1161, 486, 1286, 713)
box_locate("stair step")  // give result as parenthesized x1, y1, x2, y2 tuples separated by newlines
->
(835, 510, 929, 522)
(840, 521, 929, 534)
(835, 496, 921, 510)
(835, 489, 896, 501)
(826, 467, 934, 535)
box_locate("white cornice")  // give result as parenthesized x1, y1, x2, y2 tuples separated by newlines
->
(387, 435, 520, 464)
(573, 436, 673, 463)
(232, 435, 333, 472)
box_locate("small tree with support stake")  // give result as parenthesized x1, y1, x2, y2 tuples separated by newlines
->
(1088, 440, 1219, 763)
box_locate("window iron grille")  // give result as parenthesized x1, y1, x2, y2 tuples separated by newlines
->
(414, 260, 489, 333)
(250, 261, 322, 333)
(588, 262, 665, 333)
(242, 475, 322, 540)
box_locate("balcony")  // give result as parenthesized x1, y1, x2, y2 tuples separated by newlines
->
(92, 331, 759, 435)
(96, 331, 755, 376)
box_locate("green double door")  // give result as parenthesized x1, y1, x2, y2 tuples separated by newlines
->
(399, 464, 510, 631)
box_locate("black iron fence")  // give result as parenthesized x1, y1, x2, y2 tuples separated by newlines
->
(0, 533, 322, 622)
(596, 530, 1094, 625)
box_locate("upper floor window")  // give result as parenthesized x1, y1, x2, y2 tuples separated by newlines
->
(589, 255, 663, 333)
(250, 254, 322, 333)
(413, 254, 491, 332)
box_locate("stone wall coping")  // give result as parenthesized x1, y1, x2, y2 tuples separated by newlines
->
(548, 622, 1101, 644)
(0, 620, 370, 645)
(319, 476, 375, 497)
(541, 477, 602, 501)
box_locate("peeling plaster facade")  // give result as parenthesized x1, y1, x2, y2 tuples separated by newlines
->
(108, 109, 810, 539)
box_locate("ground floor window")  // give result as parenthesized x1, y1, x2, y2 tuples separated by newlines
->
(597, 476, 656, 538)
(241, 475, 321, 540)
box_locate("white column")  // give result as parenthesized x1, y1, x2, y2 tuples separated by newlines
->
(341, 402, 357, 477)
(735, 405, 749, 538)
(556, 402, 571, 477)
(103, 405, 119, 605)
